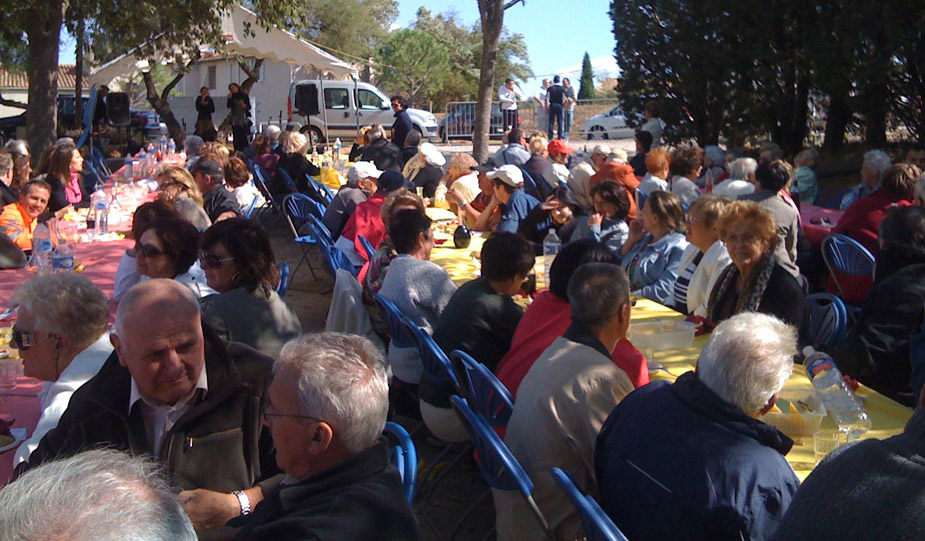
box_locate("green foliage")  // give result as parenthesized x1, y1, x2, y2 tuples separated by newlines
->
(578, 52, 596, 100)
(375, 29, 451, 106)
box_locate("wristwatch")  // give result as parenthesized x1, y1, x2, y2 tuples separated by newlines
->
(232, 490, 251, 516)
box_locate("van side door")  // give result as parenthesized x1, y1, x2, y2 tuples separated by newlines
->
(322, 85, 355, 140)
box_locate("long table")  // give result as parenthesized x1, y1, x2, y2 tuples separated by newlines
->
(429, 233, 913, 479)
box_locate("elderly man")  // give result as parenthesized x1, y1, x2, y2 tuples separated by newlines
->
(491, 127, 531, 167)
(0, 449, 197, 540)
(232, 333, 419, 539)
(360, 124, 402, 172)
(568, 144, 608, 211)
(0, 150, 16, 206)
(840, 149, 892, 210)
(479, 164, 541, 234)
(323, 161, 379, 239)
(10, 274, 112, 465)
(16, 279, 279, 532)
(335, 169, 407, 266)
(0, 179, 51, 252)
(184, 135, 205, 169)
(191, 158, 240, 222)
(595, 312, 800, 540)
(497, 263, 635, 540)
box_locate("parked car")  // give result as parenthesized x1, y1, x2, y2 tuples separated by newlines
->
(581, 105, 634, 140)
(438, 102, 505, 142)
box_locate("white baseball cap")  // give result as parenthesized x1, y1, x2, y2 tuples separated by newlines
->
(419, 142, 446, 167)
(348, 161, 382, 182)
(486, 164, 524, 187)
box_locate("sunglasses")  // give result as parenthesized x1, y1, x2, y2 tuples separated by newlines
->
(136, 243, 166, 259)
(198, 250, 234, 269)
(10, 326, 52, 351)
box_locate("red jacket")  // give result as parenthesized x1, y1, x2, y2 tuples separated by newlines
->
(588, 162, 640, 219)
(833, 187, 913, 254)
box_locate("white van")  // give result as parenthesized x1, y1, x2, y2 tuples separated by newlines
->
(287, 80, 438, 143)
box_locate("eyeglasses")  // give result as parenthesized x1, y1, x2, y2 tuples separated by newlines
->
(262, 404, 322, 425)
(10, 326, 53, 351)
(198, 251, 234, 269)
(136, 243, 166, 259)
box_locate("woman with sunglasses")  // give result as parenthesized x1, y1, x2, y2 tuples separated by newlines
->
(113, 200, 179, 302)
(134, 218, 214, 298)
(198, 218, 301, 358)
(155, 166, 211, 231)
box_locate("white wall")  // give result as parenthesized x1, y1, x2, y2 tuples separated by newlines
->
(0, 89, 29, 119)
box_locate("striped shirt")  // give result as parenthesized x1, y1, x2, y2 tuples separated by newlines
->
(673, 252, 703, 313)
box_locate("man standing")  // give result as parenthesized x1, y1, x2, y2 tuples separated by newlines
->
(16, 279, 280, 533)
(545, 75, 567, 140)
(232, 333, 419, 539)
(0, 179, 51, 251)
(191, 159, 240, 223)
(534, 79, 549, 136)
(562, 78, 577, 140)
(497, 263, 635, 540)
(498, 78, 524, 131)
(390, 94, 413, 151)
(595, 312, 800, 540)
(92, 85, 109, 130)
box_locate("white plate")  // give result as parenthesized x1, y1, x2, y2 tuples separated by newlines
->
(0, 428, 27, 453)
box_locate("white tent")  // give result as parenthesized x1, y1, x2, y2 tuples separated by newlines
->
(89, 4, 356, 87)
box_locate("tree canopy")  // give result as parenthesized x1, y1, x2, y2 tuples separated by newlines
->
(577, 52, 596, 100)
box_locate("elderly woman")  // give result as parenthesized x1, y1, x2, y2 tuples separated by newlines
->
(199, 218, 301, 358)
(638, 147, 670, 197)
(184, 135, 204, 169)
(405, 142, 445, 202)
(840, 149, 892, 211)
(619, 190, 689, 304)
(134, 218, 213, 297)
(10, 273, 111, 465)
(272, 131, 321, 198)
(562, 180, 630, 255)
(252, 133, 279, 178)
(43, 144, 84, 215)
(698, 145, 727, 190)
(441, 153, 480, 213)
(4, 139, 31, 191)
(833, 163, 918, 253)
(156, 166, 211, 231)
(713, 157, 757, 199)
(707, 200, 810, 345)
(672, 195, 732, 317)
(668, 145, 703, 207)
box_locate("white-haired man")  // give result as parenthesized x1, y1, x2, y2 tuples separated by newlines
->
(15, 279, 280, 533)
(497, 263, 635, 540)
(0, 449, 197, 540)
(567, 144, 610, 211)
(840, 149, 893, 210)
(232, 332, 420, 540)
(10, 274, 112, 465)
(595, 312, 800, 540)
(360, 124, 402, 172)
(322, 161, 379, 238)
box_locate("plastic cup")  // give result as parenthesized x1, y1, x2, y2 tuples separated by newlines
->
(813, 429, 847, 465)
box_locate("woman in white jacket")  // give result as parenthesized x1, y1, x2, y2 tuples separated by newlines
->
(672, 195, 732, 317)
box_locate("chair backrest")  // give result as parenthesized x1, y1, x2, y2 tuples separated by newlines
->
(276, 262, 290, 298)
(450, 395, 552, 535)
(243, 194, 260, 218)
(253, 163, 273, 194)
(284, 192, 326, 222)
(550, 467, 628, 541)
(821, 233, 876, 306)
(807, 293, 848, 349)
(406, 322, 459, 388)
(323, 244, 359, 277)
(284, 193, 333, 246)
(357, 234, 377, 261)
(384, 421, 417, 503)
(451, 350, 515, 428)
(374, 294, 416, 349)
(277, 167, 299, 193)
(306, 173, 335, 205)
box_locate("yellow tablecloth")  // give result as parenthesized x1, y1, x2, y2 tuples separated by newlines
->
(429, 236, 914, 479)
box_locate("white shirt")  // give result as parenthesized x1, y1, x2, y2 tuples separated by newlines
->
(713, 178, 756, 199)
(176, 261, 218, 298)
(638, 173, 668, 196)
(14, 333, 114, 465)
(641, 117, 666, 147)
(129, 365, 209, 456)
(498, 84, 524, 111)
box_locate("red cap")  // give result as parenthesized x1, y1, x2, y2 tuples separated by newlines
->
(547, 139, 574, 155)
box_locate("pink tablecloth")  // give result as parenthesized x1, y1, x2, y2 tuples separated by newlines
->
(801, 205, 843, 247)
(0, 379, 44, 483)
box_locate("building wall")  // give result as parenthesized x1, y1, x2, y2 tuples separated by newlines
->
(0, 89, 28, 119)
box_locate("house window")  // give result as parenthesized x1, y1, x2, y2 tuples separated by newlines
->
(207, 66, 216, 90)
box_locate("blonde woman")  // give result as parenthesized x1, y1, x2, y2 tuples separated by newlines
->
(443, 153, 480, 213)
(198, 141, 230, 165)
(156, 166, 211, 231)
(273, 130, 320, 197)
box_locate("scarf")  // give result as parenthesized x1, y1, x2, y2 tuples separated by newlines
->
(65, 172, 82, 204)
(707, 251, 777, 319)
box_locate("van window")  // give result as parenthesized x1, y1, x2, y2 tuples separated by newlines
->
(356, 89, 384, 110)
(324, 88, 350, 110)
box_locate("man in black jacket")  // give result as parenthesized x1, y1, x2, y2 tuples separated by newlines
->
(15, 279, 280, 533)
(233, 332, 420, 540)
(361, 125, 403, 172)
(390, 94, 414, 150)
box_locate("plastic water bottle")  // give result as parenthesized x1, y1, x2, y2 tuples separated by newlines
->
(542, 228, 561, 288)
(31, 223, 53, 275)
(167, 138, 176, 159)
(90, 189, 109, 236)
(51, 240, 74, 273)
(804, 346, 872, 440)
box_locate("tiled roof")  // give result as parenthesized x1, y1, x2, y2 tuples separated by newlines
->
(0, 64, 88, 90)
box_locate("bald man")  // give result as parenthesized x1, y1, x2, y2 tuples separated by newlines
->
(15, 279, 280, 533)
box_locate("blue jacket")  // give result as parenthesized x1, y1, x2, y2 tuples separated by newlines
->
(620, 230, 688, 304)
(594, 372, 799, 540)
(497, 189, 541, 233)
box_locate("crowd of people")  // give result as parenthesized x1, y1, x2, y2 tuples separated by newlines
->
(0, 90, 925, 539)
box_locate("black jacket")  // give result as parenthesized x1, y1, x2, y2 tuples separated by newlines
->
(391, 109, 413, 148)
(361, 138, 402, 172)
(271, 153, 321, 197)
(409, 164, 443, 200)
(233, 441, 420, 540)
(0, 182, 18, 207)
(15, 324, 280, 494)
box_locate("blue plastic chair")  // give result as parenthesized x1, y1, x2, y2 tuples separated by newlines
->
(821, 233, 876, 313)
(357, 234, 377, 261)
(450, 396, 553, 538)
(284, 192, 326, 223)
(807, 293, 848, 349)
(277, 167, 299, 193)
(276, 262, 290, 298)
(373, 294, 416, 349)
(243, 194, 260, 218)
(306, 174, 335, 205)
(252, 164, 286, 223)
(281, 193, 326, 280)
(451, 350, 515, 428)
(322, 244, 360, 277)
(551, 467, 629, 541)
(384, 422, 417, 503)
(406, 322, 459, 390)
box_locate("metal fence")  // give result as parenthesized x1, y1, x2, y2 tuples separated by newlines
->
(441, 98, 625, 143)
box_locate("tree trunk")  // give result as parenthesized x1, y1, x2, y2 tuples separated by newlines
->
(473, 0, 521, 164)
(74, 17, 85, 128)
(25, 0, 67, 165)
(216, 58, 263, 144)
(141, 61, 194, 148)
(862, 81, 889, 148)
(823, 96, 851, 152)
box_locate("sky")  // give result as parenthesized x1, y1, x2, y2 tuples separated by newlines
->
(59, 0, 619, 96)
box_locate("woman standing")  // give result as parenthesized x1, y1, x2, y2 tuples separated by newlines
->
(194, 87, 216, 141)
(227, 83, 251, 152)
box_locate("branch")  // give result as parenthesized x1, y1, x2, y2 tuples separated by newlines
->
(503, 0, 524, 10)
(161, 53, 200, 100)
(0, 91, 27, 110)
